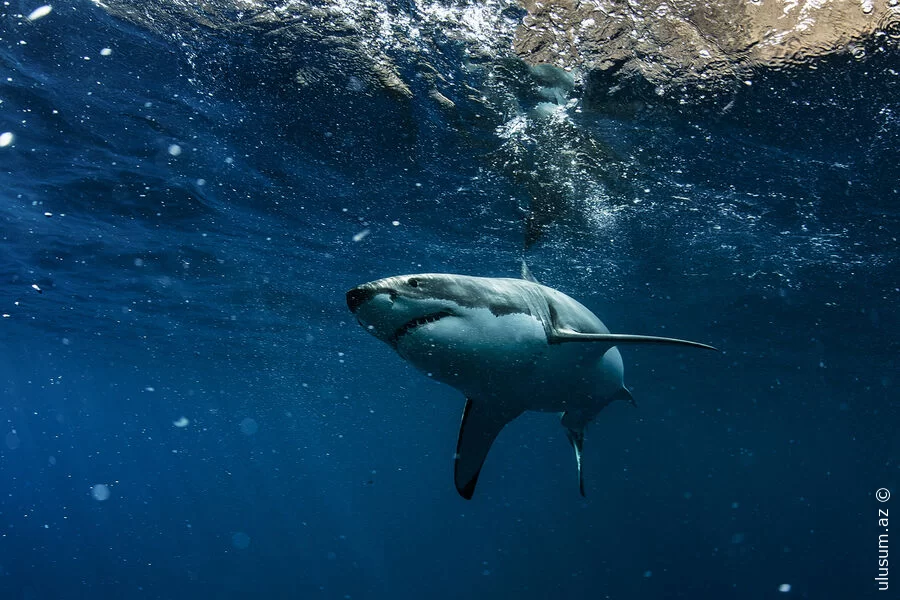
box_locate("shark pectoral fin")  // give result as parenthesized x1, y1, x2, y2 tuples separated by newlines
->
(454, 398, 522, 500)
(563, 423, 586, 497)
(549, 330, 719, 352)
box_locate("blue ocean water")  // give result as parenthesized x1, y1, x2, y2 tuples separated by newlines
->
(1, 1, 897, 599)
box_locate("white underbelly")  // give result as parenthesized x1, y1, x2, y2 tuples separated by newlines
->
(398, 313, 625, 413)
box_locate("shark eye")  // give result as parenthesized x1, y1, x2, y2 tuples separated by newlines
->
(407, 278, 420, 288)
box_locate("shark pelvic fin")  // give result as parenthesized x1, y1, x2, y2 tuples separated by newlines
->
(454, 398, 522, 500)
(548, 330, 719, 352)
(564, 424, 586, 497)
(613, 386, 636, 408)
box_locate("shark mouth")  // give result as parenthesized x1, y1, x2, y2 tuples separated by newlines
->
(391, 310, 453, 344)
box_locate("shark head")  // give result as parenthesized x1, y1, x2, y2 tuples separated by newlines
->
(347, 274, 457, 347)
(346, 274, 549, 391)
(347, 273, 534, 346)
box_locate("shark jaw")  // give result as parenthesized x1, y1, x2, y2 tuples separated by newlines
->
(389, 310, 455, 346)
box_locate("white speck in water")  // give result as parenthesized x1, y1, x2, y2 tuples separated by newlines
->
(352, 229, 371, 242)
(392, 220, 400, 226)
(196, 178, 206, 186)
(239, 418, 258, 436)
(134, 258, 144, 267)
(100, 48, 112, 56)
(31, 284, 41, 293)
(778, 583, 791, 592)
(168, 144, 182, 156)
(231, 532, 250, 549)
(0, 132, 15, 147)
(144, 386, 155, 392)
(48, 456, 56, 465)
(173, 416, 190, 428)
(91, 484, 111, 501)
(224, 157, 234, 164)
(26, 5, 52, 21)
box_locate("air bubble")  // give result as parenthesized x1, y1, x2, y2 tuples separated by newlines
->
(91, 484, 111, 501)
(240, 417, 258, 436)
(232, 532, 250, 549)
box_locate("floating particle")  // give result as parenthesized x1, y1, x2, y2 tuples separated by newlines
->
(778, 583, 791, 592)
(26, 5, 52, 21)
(239, 417, 258, 436)
(144, 386, 155, 392)
(352, 229, 370, 242)
(0, 132, 14, 147)
(232, 532, 250, 550)
(5, 431, 20, 450)
(31, 284, 42, 294)
(643, 570, 652, 578)
(100, 48, 112, 56)
(91, 484, 111, 501)
(391, 220, 400, 226)
(173, 416, 190, 428)
(168, 144, 182, 156)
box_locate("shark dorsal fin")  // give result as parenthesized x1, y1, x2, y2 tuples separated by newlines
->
(520, 261, 540, 284)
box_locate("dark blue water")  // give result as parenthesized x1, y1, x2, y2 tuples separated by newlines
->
(1, 2, 897, 599)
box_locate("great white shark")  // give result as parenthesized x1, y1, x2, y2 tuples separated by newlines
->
(346, 265, 718, 499)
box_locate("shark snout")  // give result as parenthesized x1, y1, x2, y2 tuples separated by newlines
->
(346, 286, 376, 314)
(347, 284, 399, 313)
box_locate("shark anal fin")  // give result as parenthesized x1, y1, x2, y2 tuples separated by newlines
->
(454, 398, 522, 500)
(549, 330, 719, 352)
(564, 424, 586, 497)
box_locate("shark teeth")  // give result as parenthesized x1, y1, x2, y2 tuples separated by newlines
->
(392, 311, 453, 343)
